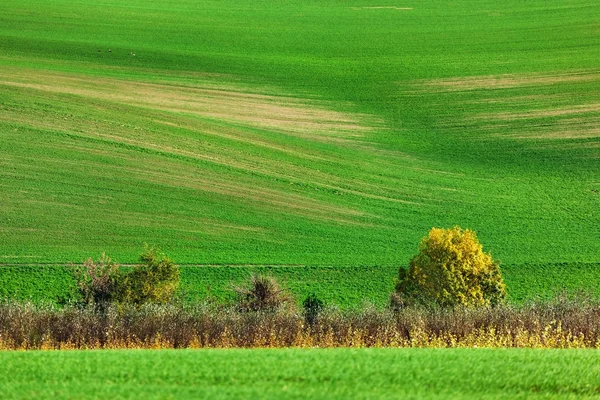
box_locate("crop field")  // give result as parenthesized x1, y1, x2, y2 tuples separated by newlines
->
(2, 1, 600, 397)
(1, 349, 600, 399)
(0, 265, 399, 307)
(1, 0, 599, 273)
(2, 263, 600, 307)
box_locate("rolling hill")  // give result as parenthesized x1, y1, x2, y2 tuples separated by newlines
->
(1, 0, 598, 278)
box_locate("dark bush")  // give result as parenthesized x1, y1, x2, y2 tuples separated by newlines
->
(303, 293, 324, 326)
(234, 274, 293, 312)
(74, 253, 121, 310)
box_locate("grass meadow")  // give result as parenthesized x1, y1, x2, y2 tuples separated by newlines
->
(1, 1, 599, 397)
(1, 349, 600, 399)
(1, 0, 598, 269)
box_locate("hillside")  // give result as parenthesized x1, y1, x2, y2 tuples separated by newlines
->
(1, 0, 599, 268)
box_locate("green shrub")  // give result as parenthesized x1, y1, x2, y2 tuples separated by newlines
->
(234, 274, 293, 312)
(302, 293, 324, 326)
(119, 247, 180, 305)
(395, 227, 507, 308)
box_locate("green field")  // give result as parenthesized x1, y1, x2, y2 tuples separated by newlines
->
(1, 348, 599, 399)
(3, 262, 600, 307)
(1, 0, 598, 271)
(0, 265, 399, 307)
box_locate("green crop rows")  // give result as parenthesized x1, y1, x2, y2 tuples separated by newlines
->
(0, 265, 398, 307)
(2, 263, 599, 308)
(1, 348, 600, 399)
(0, 266, 78, 304)
(179, 265, 398, 307)
(181, 263, 600, 305)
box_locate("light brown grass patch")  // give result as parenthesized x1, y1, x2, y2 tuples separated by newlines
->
(0, 67, 377, 143)
(1, 81, 416, 218)
(506, 117, 600, 140)
(479, 104, 600, 121)
(421, 70, 600, 92)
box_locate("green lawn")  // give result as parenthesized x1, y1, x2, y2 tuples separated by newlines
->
(1, 348, 599, 399)
(1, 0, 599, 273)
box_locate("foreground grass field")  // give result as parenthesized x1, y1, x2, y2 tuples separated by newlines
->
(1, 349, 599, 399)
(1, 0, 599, 268)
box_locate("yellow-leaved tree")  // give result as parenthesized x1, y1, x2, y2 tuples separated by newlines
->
(394, 227, 506, 308)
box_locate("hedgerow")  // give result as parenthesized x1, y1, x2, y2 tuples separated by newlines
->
(0, 294, 598, 349)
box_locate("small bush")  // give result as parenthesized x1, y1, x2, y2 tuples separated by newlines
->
(396, 226, 507, 308)
(119, 247, 180, 305)
(234, 274, 293, 312)
(303, 293, 324, 326)
(74, 253, 121, 310)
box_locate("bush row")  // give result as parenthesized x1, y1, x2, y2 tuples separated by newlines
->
(74, 227, 506, 311)
(2, 227, 598, 309)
